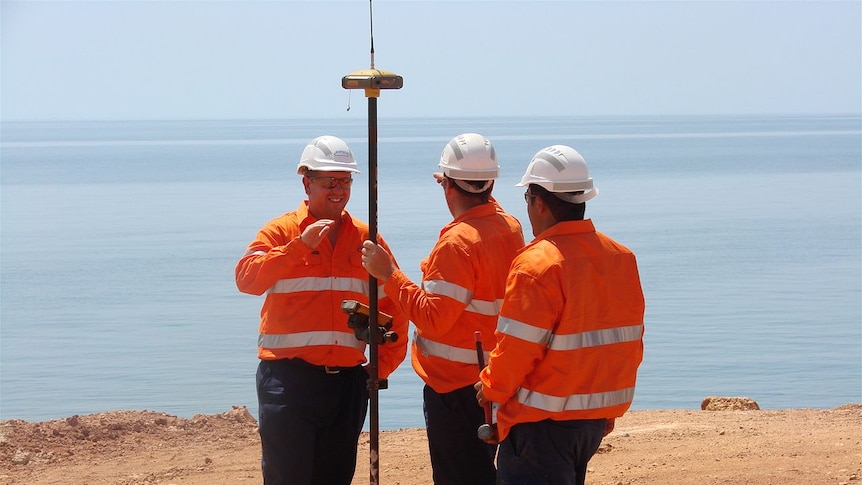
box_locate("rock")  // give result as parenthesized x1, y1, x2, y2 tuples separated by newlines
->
(11, 449, 31, 465)
(701, 396, 760, 411)
(223, 405, 257, 425)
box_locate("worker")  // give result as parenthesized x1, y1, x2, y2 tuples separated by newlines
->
(361, 133, 525, 485)
(475, 145, 645, 485)
(235, 135, 409, 485)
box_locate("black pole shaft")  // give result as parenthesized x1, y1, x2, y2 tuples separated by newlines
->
(367, 95, 381, 485)
(475, 332, 492, 425)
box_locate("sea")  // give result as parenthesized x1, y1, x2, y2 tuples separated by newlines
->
(1, 115, 860, 431)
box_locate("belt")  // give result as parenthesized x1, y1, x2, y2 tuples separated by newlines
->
(276, 357, 356, 375)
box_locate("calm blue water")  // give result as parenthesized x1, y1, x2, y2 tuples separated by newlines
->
(2, 115, 860, 430)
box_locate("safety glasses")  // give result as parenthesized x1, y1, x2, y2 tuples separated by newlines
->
(308, 176, 353, 189)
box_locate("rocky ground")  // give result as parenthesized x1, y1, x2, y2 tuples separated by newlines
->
(1, 403, 860, 485)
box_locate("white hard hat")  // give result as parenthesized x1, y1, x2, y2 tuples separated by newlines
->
(516, 145, 598, 203)
(297, 135, 360, 174)
(439, 133, 499, 182)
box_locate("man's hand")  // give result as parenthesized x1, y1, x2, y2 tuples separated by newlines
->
(361, 240, 396, 283)
(473, 382, 499, 444)
(474, 381, 488, 407)
(604, 417, 616, 436)
(301, 219, 334, 249)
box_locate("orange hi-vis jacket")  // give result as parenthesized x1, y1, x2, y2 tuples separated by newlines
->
(480, 219, 644, 441)
(235, 202, 408, 379)
(384, 198, 524, 393)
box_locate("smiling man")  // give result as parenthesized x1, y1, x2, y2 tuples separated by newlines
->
(235, 135, 408, 485)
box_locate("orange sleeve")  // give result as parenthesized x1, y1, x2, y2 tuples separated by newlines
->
(375, 236, 409, 379)
(481, 264, 561, 404)
(234, 224, 313, 296)
(382, 241, 471, 336)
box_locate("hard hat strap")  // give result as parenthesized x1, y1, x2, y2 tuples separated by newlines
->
(453, 179, 492, 194)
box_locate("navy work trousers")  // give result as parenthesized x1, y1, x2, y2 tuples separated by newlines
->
(497, 418, 607, 485)
(423, 383, 497, 485)
(256, 358, 369, 485)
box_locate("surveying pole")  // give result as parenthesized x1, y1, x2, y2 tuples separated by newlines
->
(342, 2, 402, 483)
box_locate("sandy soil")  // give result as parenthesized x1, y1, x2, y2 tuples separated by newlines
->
(1, 403, 860, 485)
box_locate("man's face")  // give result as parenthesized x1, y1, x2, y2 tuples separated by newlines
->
(524, 189, 541, 237)
(434, 173, 458, 217)
(303, 171, 353, 220)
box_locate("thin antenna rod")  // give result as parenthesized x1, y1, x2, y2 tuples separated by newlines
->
(369, 0, 375, 69)
(340, 2, 402, 483)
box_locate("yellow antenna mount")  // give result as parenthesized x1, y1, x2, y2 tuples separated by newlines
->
(342, 69, 403, 98)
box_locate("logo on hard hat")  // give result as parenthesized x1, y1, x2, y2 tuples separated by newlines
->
(333, 150, 352, 162)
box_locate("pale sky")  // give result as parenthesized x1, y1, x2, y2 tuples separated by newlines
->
(1, 1, 860, 121)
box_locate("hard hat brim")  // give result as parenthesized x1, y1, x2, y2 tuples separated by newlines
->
(297, 164, 361, 175)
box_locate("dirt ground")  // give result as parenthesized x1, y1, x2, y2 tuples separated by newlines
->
(1, 403, 860, 485)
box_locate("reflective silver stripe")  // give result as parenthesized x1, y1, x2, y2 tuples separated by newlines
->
(448, 168, 497, 179)
(549, 325, 643, 351)
(268, 276, 387, 299)
(466, 298, 502, 316)
(313, 138, 333, 157)
(499, 317, 642, 351)
(259, 330, 364, 351)
(534, 151, 566, 172)
(516, 386, 635, 413)
(448, 139, 464, 159)
(550, 180, 594, 192)
(424, 280, 471, 303)
(269, 276, 366, 294)
(244, 250, 267, 257)
(424, 280, 500, 316)
(415, 331, 489, 364)
(497, 316, 552, 346)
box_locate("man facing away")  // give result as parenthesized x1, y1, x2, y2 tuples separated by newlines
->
(475, 145, 645, 485)
(235, 135, 408, 485)
(361, 133, 525, 484)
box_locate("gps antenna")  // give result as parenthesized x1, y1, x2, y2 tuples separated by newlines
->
(341, 1, 402, 484)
